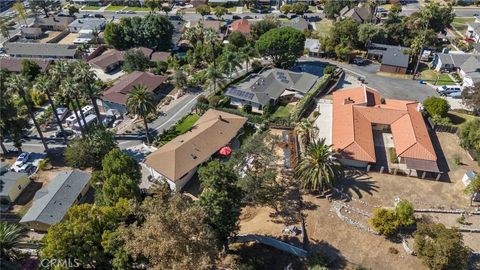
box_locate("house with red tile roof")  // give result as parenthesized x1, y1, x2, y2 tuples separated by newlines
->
(332, 86, 441, 178)
(229, 18, 250, 36)
(100, 71, 166, 114)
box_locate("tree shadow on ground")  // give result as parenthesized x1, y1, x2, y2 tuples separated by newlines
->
(309, 239, 348, 269)
(339, 169, 379, 199)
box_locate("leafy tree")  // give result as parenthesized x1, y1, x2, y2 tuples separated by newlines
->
(357, 23, 386, 48)
(196, 5, 211, 18)
(104, 15, 173, 51)
(7, 75, 48, 151)
(153, 61, 168, 75)
(370, 208, 399, 236)
(41, 200, 134, 269)
(250, 16, 280, 40)
(242, 104, 252, 114)
(459, 119, 480, 153)
(123, 49, 151, 72)
(13, 2, 27, 24)
(321, 18, 360, 58)
(29, 0, 59, 17)
(256, 27, 305, 68)
(68, 5, 79, 16)
(0, 17, 10, 40)
(160, 3, 172, 16)
(92, 148, 141, 206)
(64, 127, 117, 169)
(395, 199, 415, 227)
(173, 68, 188, 92)
(323, 0, 350, 19)
(126, 85, 157, 145)
(214, 6, 227, 20)
(0, 222, 26, 261)
(240, 44, 258, 73)
(291, 2, 308, 15)
(124, 190, 218, 270)
(280, 3, 292, 14)
(414, 223, 470, 270)
(422, 96, 450, 117)
(464, 174, 480, 206)
(421, 3, 455, 33)
(198, 160, 242, 249)
(228, 31, 248, 48)
(461, 83, 480, 115)
(295, 139, 341, 192)
(145, 0, 157, 13)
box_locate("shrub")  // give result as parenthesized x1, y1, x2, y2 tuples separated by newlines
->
(431, 114, 452, 126)
(323, 65, 335, 75)
(30, 90, 47, 107)
(388, 247, 399, 254)
(242, 104, 252, 114)
(38, 158, 49, 171)
(153, 61, 168, 75)
(370, 208, 399, 236)
(312, 111, 320, 118)
(459, 119, 480, 153)
(388, 147, 398, 163)
(197, 95, 209, 104)
(208, 95, 221, 107)
(395, 199, 415, 227)
(422, 96, 450, 117)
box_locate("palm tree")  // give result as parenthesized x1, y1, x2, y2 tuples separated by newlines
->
(240, 44, 258, 73)
(0, 18, 10, 40)
(126, 85, 157, 145)
(295, 139, 341, 193)
(0, 222, 26, 261)
(205, 63, 223, 94)
(7, 75, 49, 152)
(173, 68, 188, 95)
(35, 75, 68, 143)
(221, 50, 242, 79)
(60, 78, 86, 137)
(295, 119, 317, 146)
(73, 61, 102, 125)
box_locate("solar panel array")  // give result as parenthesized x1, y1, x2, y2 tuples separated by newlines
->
(226, 88, 255, 100)
(276, 71, 290, 84)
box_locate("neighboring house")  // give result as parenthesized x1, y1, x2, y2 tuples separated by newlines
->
(33, 16, 75, 31)
(367, 43, 410, 74)
(432, 53, 480, 87)
(20, 171, 91, 231)
(101, 71, 166, 114)
(145, 109, 247, 191)
(72, 0, 102, 5)
(466, 22, 480, 43)
(68, 18, 106, 33)
(339, 6, 376, 24)
(0, 172, 30, 204)
(3, 42, 78, 59)
(150, 51, 171, 62)
(332, 86, 441, 178)
(191, 0, 207, 7)
(229, 18, 250, 36)
(282, 17, 310, 32)
(0, 58, 51, 73)
(185, 20, 224, 37)
(88, 47, 156, 72)
(225, 68, 318, 112)
(304, 38, 321, 57)
(21, 27, 43, 39)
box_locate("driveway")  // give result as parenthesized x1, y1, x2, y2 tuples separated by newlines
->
(313, 99, 333, 145)
(316, 58, 438, 102)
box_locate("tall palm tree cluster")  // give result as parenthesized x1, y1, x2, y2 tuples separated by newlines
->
(5, 61, 102, 152)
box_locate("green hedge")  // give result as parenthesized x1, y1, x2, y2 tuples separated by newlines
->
(388, 147, 398, 164)
(291, 74, 332, 121)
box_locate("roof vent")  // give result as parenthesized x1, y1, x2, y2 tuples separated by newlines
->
(191, 154, 197, 160)
(343, 97, 355, 105)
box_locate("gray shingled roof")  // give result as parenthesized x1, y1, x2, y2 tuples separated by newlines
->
(0, 172, 29, 198)
(225, 68, 318, 106)
(4, 42, 78, 58)
(20, 171, 90, 226)
(282, 17, 310, 31)
(467, 22, 480, 34)
(437, 53, 480, 83)
(368, 43, 410, 68)
(69, 18, 106, 31)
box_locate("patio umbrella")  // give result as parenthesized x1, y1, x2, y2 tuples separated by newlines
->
(219, 146, 232, 156)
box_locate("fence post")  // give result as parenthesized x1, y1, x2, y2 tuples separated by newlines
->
(366, 164, 371, 172)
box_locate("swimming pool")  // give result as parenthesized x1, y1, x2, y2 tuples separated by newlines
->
(290, 62, 325, 77)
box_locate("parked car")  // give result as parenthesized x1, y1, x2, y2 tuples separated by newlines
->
(352, 57, 366, 65)
(102, 115, 116, 128)
(232, 15, 241, 20)
(116, 10, 126, 14)
(14, 152, 30, 167)
(17, 163, 35, 175)
(55, 129, 76, 139)
(83, 13, 94, 18)
(447, 92, 462, 99)
(125, 10, 136, 14)
(436, 85, 461, 95)
(112, 119, 123, 128)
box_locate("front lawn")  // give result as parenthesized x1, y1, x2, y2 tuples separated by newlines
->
(447, 111, 479, 127)
(154, 114, 200, 146)
(451, 17, 475, 32)
(81, 5, 101, 10)
(419, 70, 456, 86)
(105, 5, 125, 11)
(272, 104, 295, 119)
(314, 19, 333, 37)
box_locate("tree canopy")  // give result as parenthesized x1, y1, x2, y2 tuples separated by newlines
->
(462, 83, 480, 115)
(459, 119, 480, 154)
(414, 223, 470, 270)
(256, 27, 305, 68)
(250, 16, 280, 40)
(123, 49, 151, 72)
(104, 15, 173, 51)
(422, 96, 450, 118)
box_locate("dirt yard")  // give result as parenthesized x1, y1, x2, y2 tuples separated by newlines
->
(238, 132, 480, 269)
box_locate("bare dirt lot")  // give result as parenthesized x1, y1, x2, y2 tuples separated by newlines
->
(238, 132, 480, 269)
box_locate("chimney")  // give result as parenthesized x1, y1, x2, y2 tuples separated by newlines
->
(343, 97, 355, 105)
